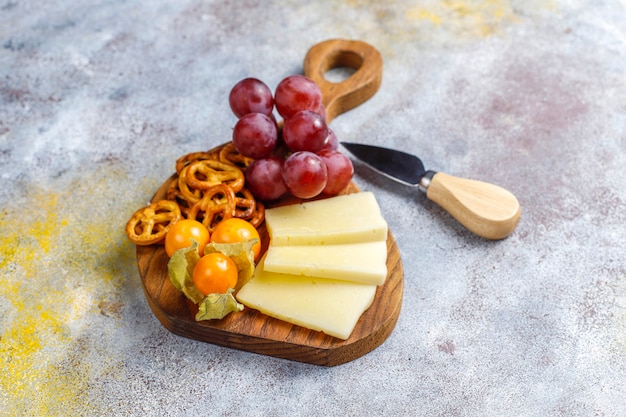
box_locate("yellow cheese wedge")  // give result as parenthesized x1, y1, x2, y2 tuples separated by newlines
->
(264, 192, 388, 246)
(263, 241, 388, 285)
(236, 255, 377, 340)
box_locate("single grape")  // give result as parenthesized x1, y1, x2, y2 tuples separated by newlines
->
(245, 157, 288, 201)
(319, 128, 338, 151)
(232, 113, 277, 159)
(282, 110, 328, 153)
(229, 78, 274, 118)
(274, 75, 322, 119)
(318, 149, 354, 195)
(313, 102, 327, 121)
(282, 151, 328, 199)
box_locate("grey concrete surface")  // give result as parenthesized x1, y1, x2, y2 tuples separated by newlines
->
(1, 1, 624, 416)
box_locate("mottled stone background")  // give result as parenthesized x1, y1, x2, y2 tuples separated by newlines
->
(1, 1, 625, 416)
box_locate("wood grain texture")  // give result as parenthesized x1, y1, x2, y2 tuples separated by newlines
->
(427, 172, 521, 240)
(135, 39, 402, 366)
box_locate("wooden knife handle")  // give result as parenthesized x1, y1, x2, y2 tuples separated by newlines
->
(426, 172, 521, 240)
(304, 39, 383, 124)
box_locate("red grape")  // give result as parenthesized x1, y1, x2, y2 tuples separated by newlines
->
(245, 157, 288, 201)
(274, 75, 322, 119)
(282, 110, 328, 152)
(227, 75, 355, 201)
(318, 149, 353, 195)
(229, 78, 274, 118)
(314, 103, 327, 121)
(232, 113, 277, 159)
(319, 128, 338, 151)
(282, 151, 328, 199)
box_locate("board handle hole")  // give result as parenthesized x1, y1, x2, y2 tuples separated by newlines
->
(324, 66, 357, 83)
(321, 50, 363, 84)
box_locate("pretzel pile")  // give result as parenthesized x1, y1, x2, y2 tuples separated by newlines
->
(125, 143, 264, 246)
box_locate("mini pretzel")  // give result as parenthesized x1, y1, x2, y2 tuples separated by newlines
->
(233, 188, 257, 220)
(166, 176, 191, 217)
(219, 142, 254, 170)
(175, 151, 218, 175)
(166, 175, 183, 202)
(248, 200, 265, 228)
(187, 184, 236, 231)
(125, 200, 181, 245)
(177, 166, 204, 205)
(185, 159, 244, 192)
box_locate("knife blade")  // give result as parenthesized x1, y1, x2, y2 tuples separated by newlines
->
(341, 142, 521, 240)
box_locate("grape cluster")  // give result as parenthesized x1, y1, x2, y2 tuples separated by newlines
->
(229, 76, 353, 201)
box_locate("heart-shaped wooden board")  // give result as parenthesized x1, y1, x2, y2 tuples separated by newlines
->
(134, 39, 404, 366)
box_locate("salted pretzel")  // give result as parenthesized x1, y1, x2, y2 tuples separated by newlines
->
(233, 188, 258, 220)
(166, 176, 191, 216)
(247, 200, 265, 228)
(177, 166, 204, 205)
(184, 159, 245, 192)
(187, 183, 236, 231)
(219, 142, 254, 170)
(125, 200, 181, 245)
(166, 175, 183, 202)
(175, 150, 219, 175)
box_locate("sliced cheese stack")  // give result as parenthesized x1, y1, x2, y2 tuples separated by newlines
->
(236, 192, 389, 340)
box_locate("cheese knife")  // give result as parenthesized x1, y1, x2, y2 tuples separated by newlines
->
(341, 142, 521, 240)
(302, 40, 520, 239)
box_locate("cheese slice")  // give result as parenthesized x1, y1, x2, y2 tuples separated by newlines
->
(263, 241, 388, 285)
(236, 255, 377, 340)
(264, 192, 388, 246)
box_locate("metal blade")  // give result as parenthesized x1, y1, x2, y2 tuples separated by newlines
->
(341, 142, 426, 187)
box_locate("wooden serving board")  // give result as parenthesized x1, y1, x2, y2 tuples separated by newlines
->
(135, 39, 404, 366)
(136, 180, 403, 366)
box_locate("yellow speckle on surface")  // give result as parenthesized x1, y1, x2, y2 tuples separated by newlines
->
(405, 0, 518, 38)
(0, 164, 136, 415)
(0, 188, 91, 415)
(406, 8, 442, 26)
